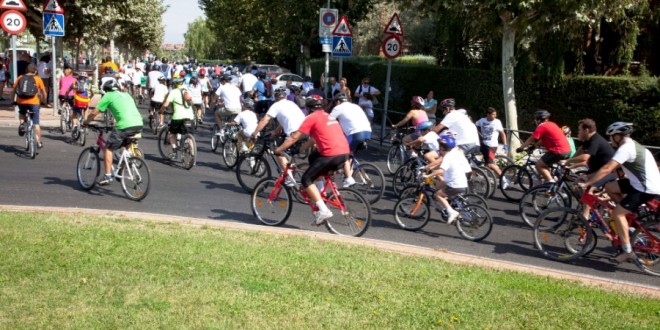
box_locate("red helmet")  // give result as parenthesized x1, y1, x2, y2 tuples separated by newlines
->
(199, 68, 206, 75)
(411, 96, 425, 108)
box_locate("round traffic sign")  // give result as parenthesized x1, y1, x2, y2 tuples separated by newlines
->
(382, 35, 402, 59)
(1, 10, 27, 35)
(322, 12, 336, 26)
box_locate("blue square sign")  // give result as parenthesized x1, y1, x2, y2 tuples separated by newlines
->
(43, 13, 65, 37)
(332, 36, 352, 57)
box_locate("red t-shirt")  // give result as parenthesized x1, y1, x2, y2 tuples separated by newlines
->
(298, 110, 350, 157)
(532, 121, 571, 154)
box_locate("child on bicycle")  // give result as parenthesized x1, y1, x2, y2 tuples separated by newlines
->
(67, 72, 91, 130)
(404, 121, 441, 164)
(425, 133, 472, 224)
(229, 98, 258, 153)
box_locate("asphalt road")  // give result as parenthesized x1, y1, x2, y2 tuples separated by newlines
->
(0, 112, 659, 290)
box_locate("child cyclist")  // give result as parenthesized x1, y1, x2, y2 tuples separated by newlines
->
(66, 72, 92, 130)
(228, 98, 259, 153)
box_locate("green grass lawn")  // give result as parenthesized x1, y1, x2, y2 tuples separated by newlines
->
(0, 211, 658, 329)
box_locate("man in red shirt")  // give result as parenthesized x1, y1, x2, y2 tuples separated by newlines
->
(275, 95, 350, 225)
(516, 110, 572, 182)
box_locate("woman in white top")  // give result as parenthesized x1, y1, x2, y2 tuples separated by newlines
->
(188, 77, 204, 123)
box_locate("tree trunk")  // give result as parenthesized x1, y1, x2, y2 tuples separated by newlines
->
(501, 20, 520, 155)
(302, 44, 312, 77)
(75, 38, 81, 71)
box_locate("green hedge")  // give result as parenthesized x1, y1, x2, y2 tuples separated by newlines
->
(312, 59, 660, 145)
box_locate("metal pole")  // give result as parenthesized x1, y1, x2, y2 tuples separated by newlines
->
(52, 37, 58, 116)
(323, 0, 331, 98)
(110, 35, 115, 63)
(380, 59, 392, 146)
(11, 35, 17, 119)
(338, 58, 343, 83)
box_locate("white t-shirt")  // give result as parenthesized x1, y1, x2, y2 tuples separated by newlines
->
(475, 117, 504, 147)
(440, 110, 480, 146)
(151, 84, 169, 103)
(188, 84, 203, 104)
(440, 148, 472, 189)
(147, 70, 164, 90)
(135, 62, 146, 72)
(612, 139, 660, 194)
(355, 84, 380, 103)
(198, 77, 210, 92)
(233, 110, 258, 136)
(240, 73, 258, 94)
(421, 131, 440, 152)
(215, 83, 242, 111)
(329, 102, 372, 135)
(266, 99, 305, 135)
(132, 70, 144, 85)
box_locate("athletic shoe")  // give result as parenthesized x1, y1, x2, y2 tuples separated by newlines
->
(313, 209, 333, 226)
(611, 251, 636, 264)
(98, 174, 113, 186)
(446, 209, 460, 225)
(342, 177, 356, 188)
(284, 176, 296, 187)
(501, 177, 510, 190)
(37, 142, 43, 149)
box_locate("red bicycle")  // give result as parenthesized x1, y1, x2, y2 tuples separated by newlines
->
(250, 162, 372, 237)
(534, 191, 660, 276)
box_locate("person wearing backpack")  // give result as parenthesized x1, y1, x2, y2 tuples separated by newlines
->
(13, 63, 47, 148)
(252, 71, 272, 116)
(159, 78, 194, 158)
(66, 72, 92, 130)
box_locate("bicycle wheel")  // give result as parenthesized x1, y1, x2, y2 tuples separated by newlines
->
(181, 134, 197, 170)
(462, 193, 490, 210)
(499, 165, 533, 202)
(236, 154, 272, 193)
(251, 178, 293, 226)
(59, 111, 67, 134)
(455, 203, 493, 242)
(386, 144, 405, 174)
(630, 216, 660, 276)
(495, 154, 515, 169)
(120, 157, 151, 201)
(157, 128, 173, 160)
(480, 166, 498, 198)
(76, 147, 100, 190)
(468, 167, 491, 198)
(77, 127, 87, 146)
(394, 194, 431, 231)
(28, 129, 36, 159)
(291, 162, 309, 204)
(131, 146, 144, 159)
(222, 140, 239, 168)
(324, 188, 371, 237)
(519, 184, 572, 227)
(351, 162, 385, 204)
(211, 124, 221, 152)
(533, 207, 591, 262)
(392, 160, 417, 196)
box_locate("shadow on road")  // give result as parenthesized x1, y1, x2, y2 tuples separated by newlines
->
(209, 208, 258, 225)
(200, 180, 243, 193)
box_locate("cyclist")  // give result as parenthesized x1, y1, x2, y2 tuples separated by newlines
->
(405, 121, 441, 164)
(99, 66, 116, 93)
(188, 76, 204, 124)
(433, 98, 481, 154)
(66, 72, 92, 130)
(147, 65, 164, 98)
(424, 133, 472, 224)
(251, 87, 305, 183)
(198, 68, 213, 109)
(391, 96, 428, 148)
(563, 126, 577, 158)
(14, 63, 47, 148)
(516, 110, 572, 183)
(328, 92, 372, 187)
(82, 79, 143, 185)
(252, 71, 272, 116)
(58, 67, 75, 114)
(159, 78, 195, 159)
(151, 76, 168, 123)
(274, 95, 350, 225)
(228, 99, 258, 153)
(580, 122, 660, 263)
(475, 107, 509, 187)
(214, 74, 243, 135)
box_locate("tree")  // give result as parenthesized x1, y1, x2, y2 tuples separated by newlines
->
(184, 18, 219, 60)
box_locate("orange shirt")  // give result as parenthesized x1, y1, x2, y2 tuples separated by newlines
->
(13, 74, 46, 105)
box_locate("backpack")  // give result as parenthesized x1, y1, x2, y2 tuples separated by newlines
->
(180, 88, 192, 108)
(16, 75, 39, 98)
(76, 79, 89, 93)
(160, 64, 170, 77)
(263, 79, 272, 99)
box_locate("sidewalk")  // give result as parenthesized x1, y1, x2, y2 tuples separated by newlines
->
(0, 94, 61, 128)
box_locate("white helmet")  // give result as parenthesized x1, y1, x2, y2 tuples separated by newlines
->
(606, 122, 633, 136)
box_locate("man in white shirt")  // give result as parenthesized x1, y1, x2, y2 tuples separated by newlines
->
(147, 66, 164, 97)
(214, 74, 243, 133)
(433, 98, 480, 154)
(240, 66, 258, 98)
(475, 107, 508, 179)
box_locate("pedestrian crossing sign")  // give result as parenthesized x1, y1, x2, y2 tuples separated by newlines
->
(43, 12, 64, 36)
(331, 36, 352, 57)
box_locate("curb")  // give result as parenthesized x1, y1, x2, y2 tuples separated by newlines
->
(1, 204, 658, 298)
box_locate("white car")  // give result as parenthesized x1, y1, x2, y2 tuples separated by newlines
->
(274, 73, 304, 89)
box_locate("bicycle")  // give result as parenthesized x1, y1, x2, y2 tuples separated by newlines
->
(220, 125, 246, 169)
(157, 120, 197, 170)
(76, 125, 151, 201)
(251, 162, 372, 237)
(465, 147, 515, 198)
(386, 126, 415, 174)
(391, 150, 429, 196)
(534, 191, 660, 276)
(333, 141, 385, 204)
(148, 102, 165, 134)
(393, 175, 493, 241)
(498, 147, 543, 202)
(518, 165, 581, 227)
(21, 109, 37, 159)
(59, 99, 73, 134)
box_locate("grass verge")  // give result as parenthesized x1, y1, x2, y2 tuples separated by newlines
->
(0, 211, 658, 329)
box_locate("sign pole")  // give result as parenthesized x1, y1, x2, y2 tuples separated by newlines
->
(381, 59, 392, 146)
(338, 58, 343, 85)
(51, 36, 58, 116)
(11, 35, 17, 118)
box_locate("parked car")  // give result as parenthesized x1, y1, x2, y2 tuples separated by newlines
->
(274, 73, 304, 88)
(243, 64, 290, 79)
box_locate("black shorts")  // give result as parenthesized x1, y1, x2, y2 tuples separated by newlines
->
(540, 151, 570, 167)
(202, 91, 210, 97)
(254, 100, 273, 115)
(480, 145, 497, 165)
(59, 95, 74, 108)
(168, 119, 190, 135)
(106, 126, 142, 150)
(618, 178, 659, 212)
(150, 101, 163, 110)
(301, 151, 349, 187)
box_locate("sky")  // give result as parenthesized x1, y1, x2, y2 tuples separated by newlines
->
(162, 0, 205, 44)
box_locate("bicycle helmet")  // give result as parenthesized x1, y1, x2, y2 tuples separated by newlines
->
(333, 91, 349, 102)
(104, 65, 114, 73)
(102, 78, 119, 92)
(606, 121, 633, 136)
(242, 98, 255, 110)
(305, 95, 324, 109)
(440, 129, 457, 138)
(438, 135, 457, 149)
(274, 87, 287, 98)
(171, 78, 185, 86)
(416, 121, 433, 131)
(221, 74, 232, 81)
(199, 68, 206, 75)
(562, 126, 571, 136)
(439, 98, 455, 109)
(78, 72, 87, 78)
(257, 71, 267, 79)
(411, 96, 425, 108)
(534, 109, 551, 120)
(157, 76, 167, 82)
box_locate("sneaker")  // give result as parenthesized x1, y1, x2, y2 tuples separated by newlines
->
(18, 123, 26, 136)
(342, 176, 356, 188)
(313, 209, 333, 226)
(168, 152, 177, 160)
(98, 174, 113, 186)
(248, 158, 256, 169)
(501, 177, 510, 190)
(446, 209, 460, 225)
(611, 251, 636, 264)
(37, 142, 43, 149)
(284, 176, 296, 187)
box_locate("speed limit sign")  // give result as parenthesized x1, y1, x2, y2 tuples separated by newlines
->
(382, 35, 402, 59)
(1, 10, 27, 35)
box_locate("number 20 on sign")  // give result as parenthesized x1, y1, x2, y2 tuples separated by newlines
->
(1, 10, 27, 35)
(382, 35, 402, 59)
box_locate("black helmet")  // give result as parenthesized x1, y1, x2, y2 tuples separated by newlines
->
(102, 79, 119, 92)
(242, 98, 255, 110)
(257, 71, 267, 79)
(104, 65, 114, 73)
(439, 98, 455, 109)
(221, 74, 232, 81)
(161, 57, 168, 63)
(305, 95, 324, 109)
(333, 92, 349, 102)
(274, 87, 287, 98)
(288, 85, 300, 93)
(157, 76, 166, 82)
(534, 109, 551, 120)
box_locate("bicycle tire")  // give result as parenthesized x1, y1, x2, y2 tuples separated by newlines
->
(394, 194, 431, 231)
(211, 124, 220, 152)
(499, 165, 533, 202)
(495, 154, 515, 169)
(157, 128, 173, 160)
(480, 166, 498, 198)
(519, 184, 572, 228)
(631, 218, 660, 276)
(28, 129, 36, 159)
(251, 178, 293, 226)
(351, 162, 385, 204)
(455, 204, 493, 242)
(291, 162, 309, 204)
(533, 207, 591, 262)
(222, 139, 239, 168)
(76, 147, 100, 190)
(236, 154, 272, 193)
(386, 144, 405, 175)
(60, 111, 67, 134)
(461, 193, 490, 210)
(181, 134, 197, 170)
(324, 188, 371, 237)
(131, 146, 144, 160)
(78, 127, 87, 146)
(392, 159, 417, 196)
(120, 156, 151, 201)
(468, 167, 491, 199)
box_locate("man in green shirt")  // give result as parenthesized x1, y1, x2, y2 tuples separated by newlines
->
(159, 78, 194, 158)
(84, 79, 143, 185)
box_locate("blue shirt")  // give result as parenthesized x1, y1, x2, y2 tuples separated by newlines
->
(253, 80, 267, 101)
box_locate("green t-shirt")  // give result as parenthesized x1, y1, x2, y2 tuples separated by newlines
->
(97, 91, 143, 130)
(567, 136, 576, 158)
(166, 86, 195, 121)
